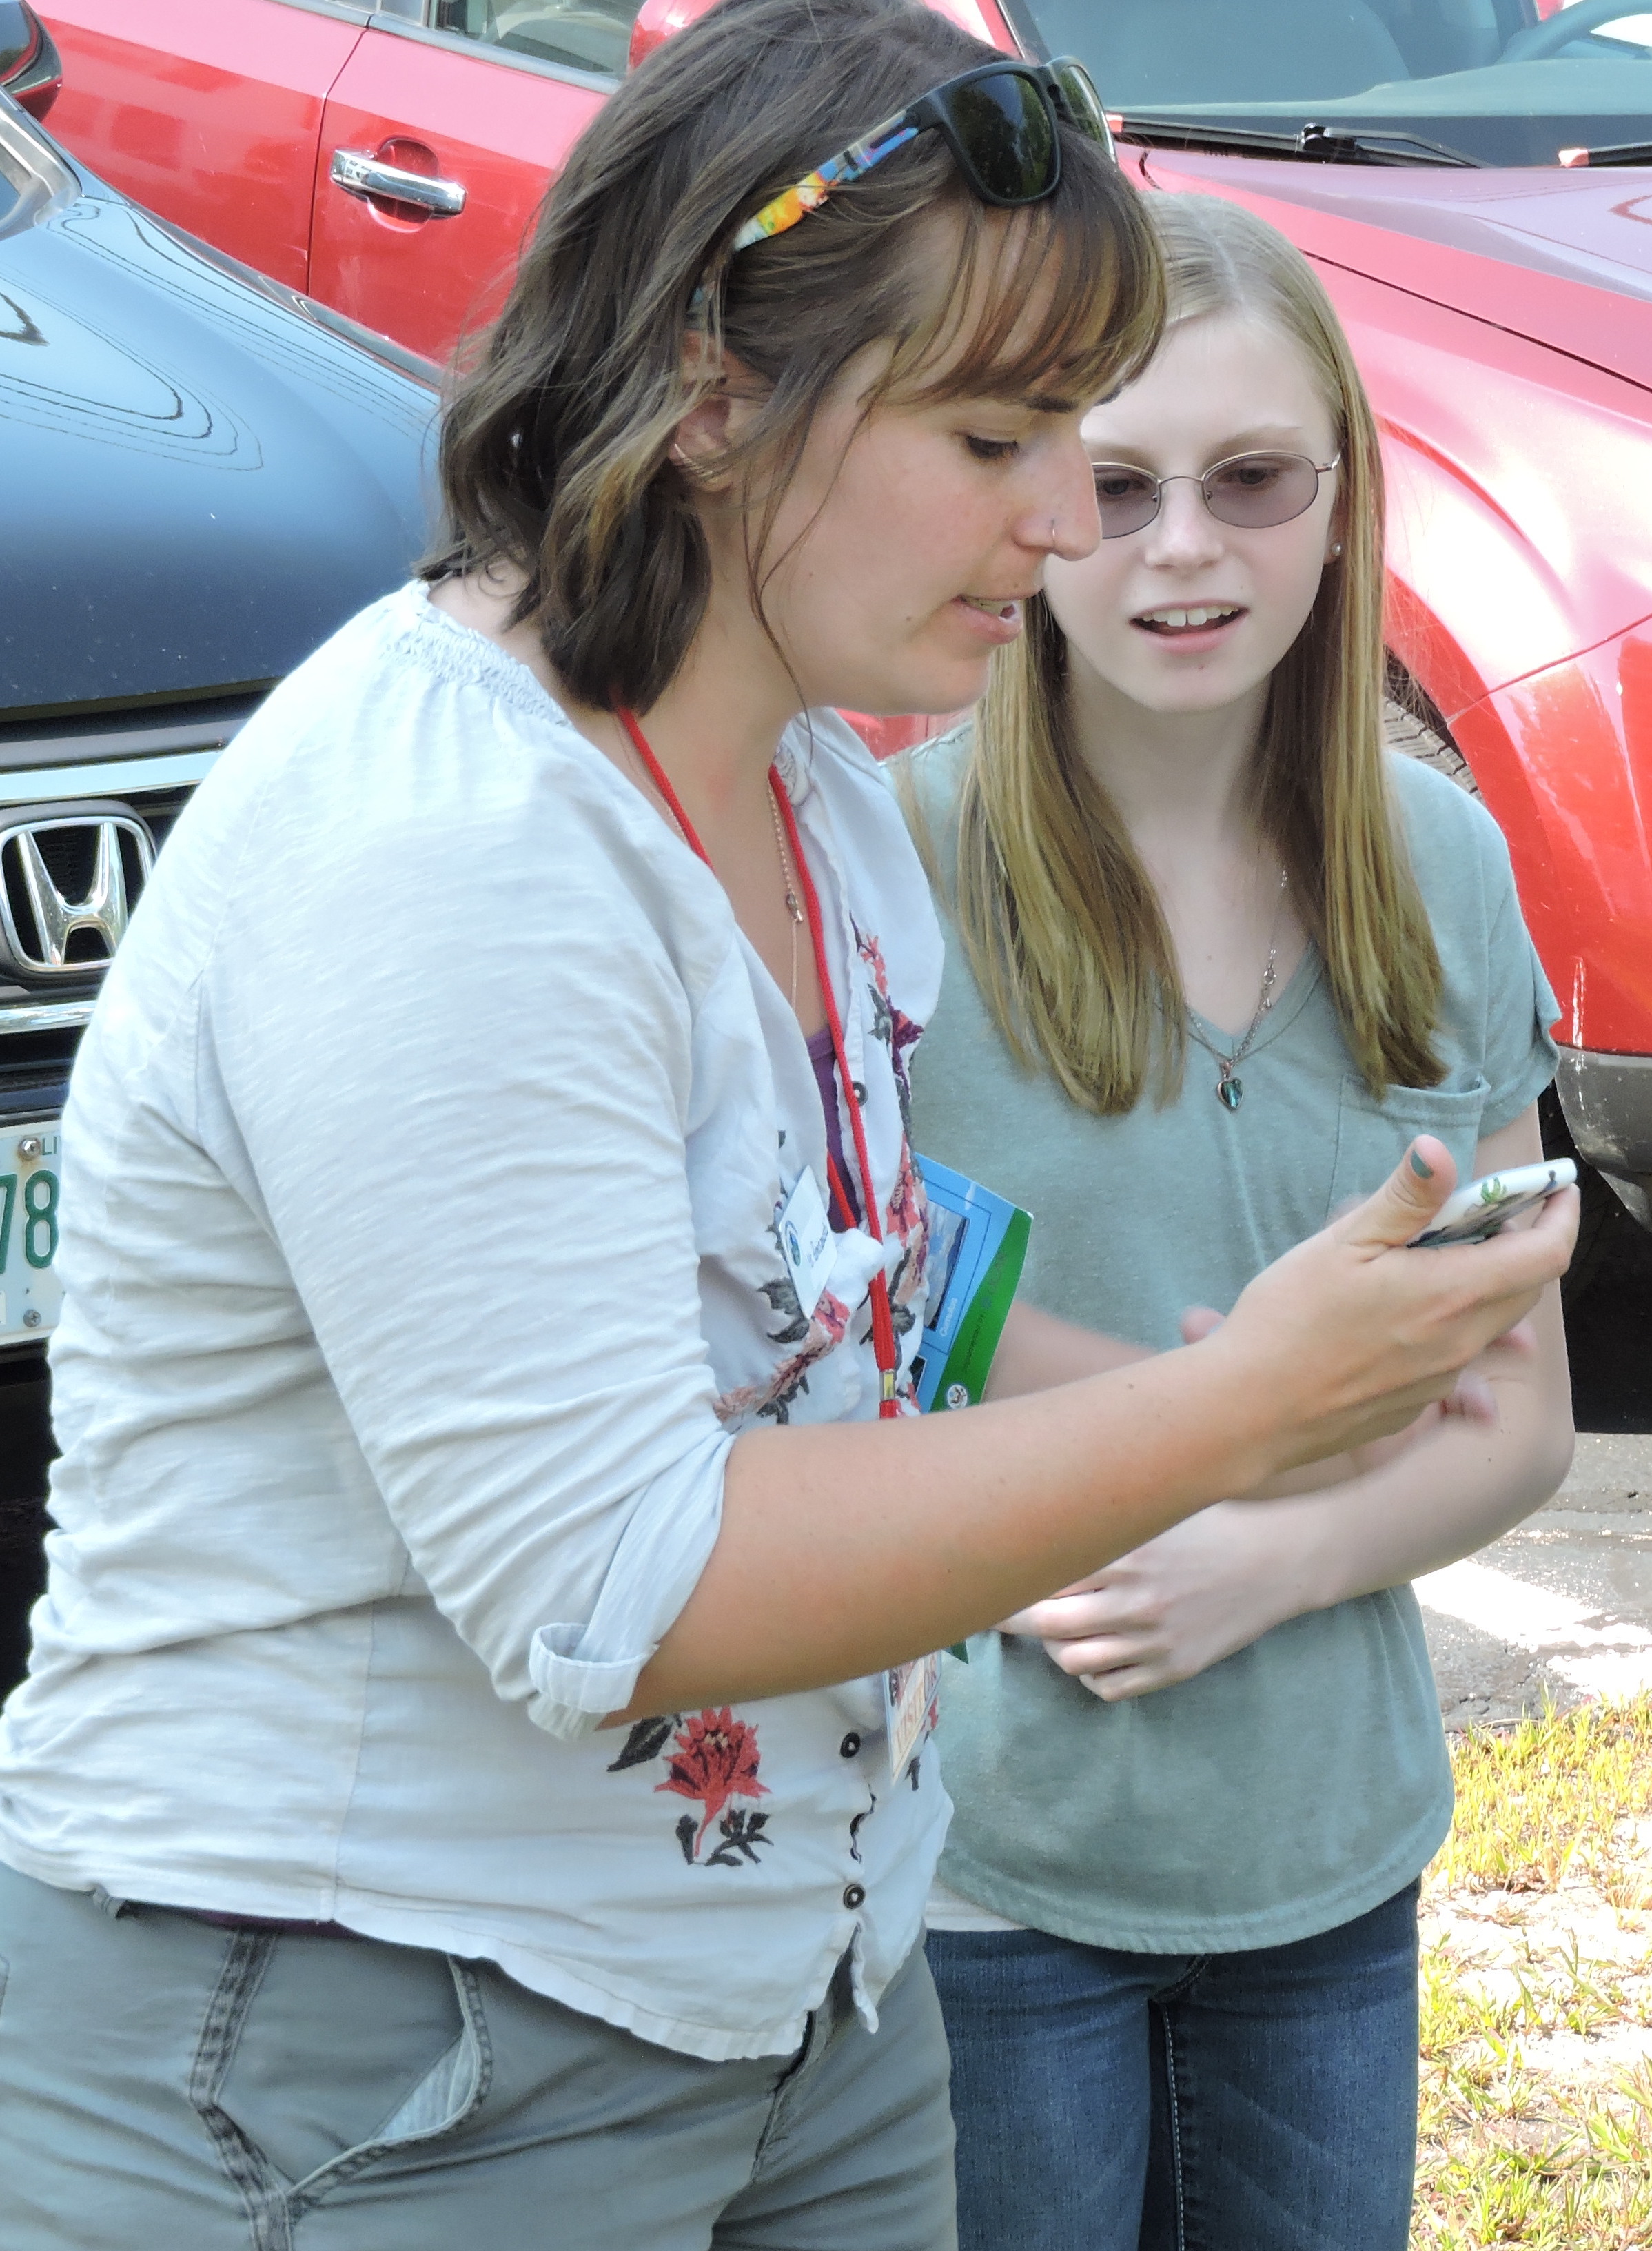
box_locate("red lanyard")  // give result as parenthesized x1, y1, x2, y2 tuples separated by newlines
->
(618, 707, 901, 1418)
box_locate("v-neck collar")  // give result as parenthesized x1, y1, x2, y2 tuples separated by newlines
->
(1185, 944, 1323, 1063)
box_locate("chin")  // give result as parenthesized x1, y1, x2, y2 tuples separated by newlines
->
(835, 662, 991, 725)
(1134, 670, 1257, 714)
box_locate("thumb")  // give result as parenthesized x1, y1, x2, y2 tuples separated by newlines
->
(1180, 1305, 1226, 1345)
(1340, 1136, 1458, 1252)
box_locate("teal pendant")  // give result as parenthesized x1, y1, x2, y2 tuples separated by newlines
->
(1217, 1076, 1243, 1111)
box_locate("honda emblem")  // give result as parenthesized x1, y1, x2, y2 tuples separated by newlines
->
(0, 806, 154, 978)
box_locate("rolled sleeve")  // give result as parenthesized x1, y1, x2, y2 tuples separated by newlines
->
(527, 1424, 731, 1738)
(1472, 804, 1562, 1137)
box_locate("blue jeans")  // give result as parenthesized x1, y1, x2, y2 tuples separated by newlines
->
(927, 1881, 1419, 2251)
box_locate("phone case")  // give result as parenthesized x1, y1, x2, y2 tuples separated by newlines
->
(1409, 1158, 1575, 1248)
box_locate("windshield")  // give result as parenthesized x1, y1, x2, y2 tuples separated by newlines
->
(1018, 0, 1652, 166)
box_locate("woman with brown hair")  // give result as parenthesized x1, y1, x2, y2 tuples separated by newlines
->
(906, 192, 1575, 2251)
(0, 8, 1569, 2245)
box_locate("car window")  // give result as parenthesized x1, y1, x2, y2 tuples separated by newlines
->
(0, 95, 74, 238)
(430, 0, 638, 78)
(1021, 0, 1652, 167)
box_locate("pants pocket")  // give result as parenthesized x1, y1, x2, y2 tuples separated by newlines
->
(191, 1928, 493, 2242)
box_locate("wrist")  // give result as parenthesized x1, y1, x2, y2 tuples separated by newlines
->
(1242, 1488, 1357, 1618)
(1178, 1325, 1309, 1494)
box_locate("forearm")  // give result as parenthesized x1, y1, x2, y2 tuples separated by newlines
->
(1245, 1293, 1573, 1618)
(624, 1340, 1280, 1717)
(620, 1151, 1575, 1719)
(1274, 1428, 1572, 1615)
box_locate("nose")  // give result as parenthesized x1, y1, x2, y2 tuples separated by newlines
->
(1142, 476, 1225, 567)
(1021, 431, 1101, 564)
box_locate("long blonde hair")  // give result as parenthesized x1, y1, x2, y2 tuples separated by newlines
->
(945, 192, 1444, 1112)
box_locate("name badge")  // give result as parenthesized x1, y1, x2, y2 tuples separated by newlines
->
(776, 1165, 835, 1319)
(883, 1653, 941, 1782)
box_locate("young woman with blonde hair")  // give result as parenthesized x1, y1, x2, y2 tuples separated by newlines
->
(905, 192, 1574, 2251)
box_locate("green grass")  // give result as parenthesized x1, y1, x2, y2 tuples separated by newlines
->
(1414, 1697, 1652, 2248)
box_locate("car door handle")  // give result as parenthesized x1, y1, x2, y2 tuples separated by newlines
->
(330, 148, 467, 217)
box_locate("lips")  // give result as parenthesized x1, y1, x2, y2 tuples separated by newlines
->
(1133, 604, 1244, 636)
(959, 595, 1025, 621)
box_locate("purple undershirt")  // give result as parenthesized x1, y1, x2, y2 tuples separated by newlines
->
(806, 1024, 859, 1227)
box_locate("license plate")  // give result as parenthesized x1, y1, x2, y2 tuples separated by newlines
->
(0, 1121, 63, 1348)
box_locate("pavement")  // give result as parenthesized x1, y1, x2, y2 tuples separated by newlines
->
(1421, 1203, 1652, 1729)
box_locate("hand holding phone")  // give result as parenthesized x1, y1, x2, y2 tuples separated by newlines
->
(1407, 1158, 1577, 1249)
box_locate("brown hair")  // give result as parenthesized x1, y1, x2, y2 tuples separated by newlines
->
(946, 190, 1445, 1110)
(420, 0, 1164, 714)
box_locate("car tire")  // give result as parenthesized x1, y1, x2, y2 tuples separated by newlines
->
(1383, 693, 1479, 795)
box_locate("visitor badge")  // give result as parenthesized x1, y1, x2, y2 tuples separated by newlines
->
(776, 1165, 834, 1318)
(883, 1652, 941, 1782)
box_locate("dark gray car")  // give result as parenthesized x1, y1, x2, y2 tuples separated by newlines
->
(0, 89, 436, 1696)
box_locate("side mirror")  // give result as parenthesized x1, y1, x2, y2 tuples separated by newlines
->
(628, 0, 724, 71)
(0, 0, 60, 121)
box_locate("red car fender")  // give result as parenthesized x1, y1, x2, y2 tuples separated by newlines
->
(1466, 628, 1652, 1052)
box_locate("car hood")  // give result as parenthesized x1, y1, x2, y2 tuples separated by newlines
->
(1133, 149, 1652, 396)
(0, 165, 436, 715)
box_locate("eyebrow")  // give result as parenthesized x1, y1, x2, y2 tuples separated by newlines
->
(1089, 420, 1312, 460)
(1023, 391, 1081, 415)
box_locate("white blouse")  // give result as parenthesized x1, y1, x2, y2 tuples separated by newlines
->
(0, 584, 948, 2063)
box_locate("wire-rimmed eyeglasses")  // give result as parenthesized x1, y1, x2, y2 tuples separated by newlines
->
(1093, 450, 1342, 538)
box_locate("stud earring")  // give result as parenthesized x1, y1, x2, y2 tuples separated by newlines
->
(1329, 541, 1343, 557)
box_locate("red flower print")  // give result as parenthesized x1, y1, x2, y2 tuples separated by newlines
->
(853, 922, 924, 1134)
(657, 1708, 771, 1860)
(887, 1144, 924, 1251)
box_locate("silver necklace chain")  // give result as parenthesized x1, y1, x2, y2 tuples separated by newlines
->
(1184, 868, 1289, 1112)
(768, 780, 806, 1011)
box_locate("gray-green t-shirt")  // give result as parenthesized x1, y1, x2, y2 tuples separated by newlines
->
(904, 731, 1560, 1953)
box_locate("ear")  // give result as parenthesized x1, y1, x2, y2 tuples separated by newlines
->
(671, 338, 769, 490)
(1323, 467, 1347, 564)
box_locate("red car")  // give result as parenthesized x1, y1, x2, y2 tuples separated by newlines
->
(34, 0, 1652, 1252)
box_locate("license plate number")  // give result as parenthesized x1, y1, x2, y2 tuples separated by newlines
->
(0, 1121, 63, 1347)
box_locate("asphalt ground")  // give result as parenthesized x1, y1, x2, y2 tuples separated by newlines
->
(1423, 1200, 1652, 1728)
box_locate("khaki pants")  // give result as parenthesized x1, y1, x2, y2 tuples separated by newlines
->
(0, 1862, 955, 2251)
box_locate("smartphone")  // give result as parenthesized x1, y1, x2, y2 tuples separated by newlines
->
(1408, 1158, 1577, 1248)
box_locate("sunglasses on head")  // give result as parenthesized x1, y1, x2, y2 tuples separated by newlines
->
(730, 57, 1114, 256)
(1092, 450, 1343, 538)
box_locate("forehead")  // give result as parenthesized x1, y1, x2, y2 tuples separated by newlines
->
(1079, 309, 1333, 454)
(887, 199, 1154, 418)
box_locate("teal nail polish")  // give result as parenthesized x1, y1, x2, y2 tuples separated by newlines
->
(1409, 1149, 1434, 1180)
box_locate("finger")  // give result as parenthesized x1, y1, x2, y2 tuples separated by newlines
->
(1355, 1181, 1577, 1356)
(1337, 1136, 1458, 1252)
(1440, 1372, 1499, 1425)
(1021, 1593, 1136, 1642)
(1080, 1664, 1165, 1702)
(1269, 1372, 1496, 1468)
(1478, 1317, 1538, 1362)
(996, 1607, 1043, 1638)
(1045, 1633, 1155, 1677)
(1414, 1187, 1580, 1342)
(997, 1578, 1114, 1633)
(1180, 1305, 1225, 1345)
